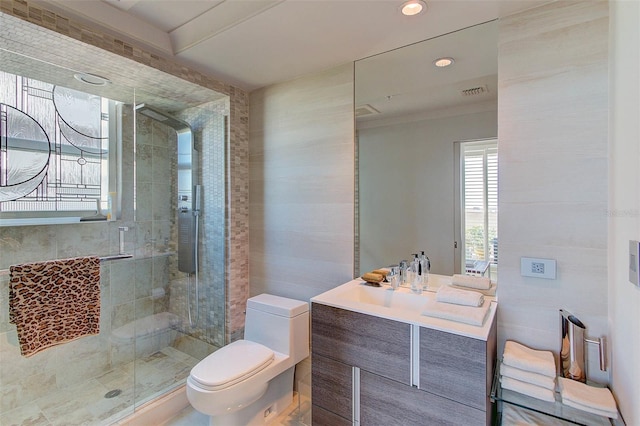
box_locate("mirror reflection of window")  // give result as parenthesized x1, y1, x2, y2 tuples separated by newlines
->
(460, 139, 498, 281)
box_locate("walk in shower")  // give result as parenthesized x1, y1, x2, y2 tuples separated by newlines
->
(0, 10, 230, 425)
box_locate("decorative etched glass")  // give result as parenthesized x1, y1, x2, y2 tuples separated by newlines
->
(0, 71, 110, 212)
(0, 105, 51, 202)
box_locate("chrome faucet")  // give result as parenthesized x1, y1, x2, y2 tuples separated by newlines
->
(388, 265, 400, 290)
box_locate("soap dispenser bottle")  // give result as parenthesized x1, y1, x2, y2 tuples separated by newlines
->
(399, 260, 409, 286)
(420, 251, 430, 291)
(410, 254, 422, 294)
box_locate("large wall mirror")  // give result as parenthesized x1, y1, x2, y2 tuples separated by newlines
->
(356, 20, 498, 280)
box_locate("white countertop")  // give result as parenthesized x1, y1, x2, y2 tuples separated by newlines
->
(310, 274, 497, 341)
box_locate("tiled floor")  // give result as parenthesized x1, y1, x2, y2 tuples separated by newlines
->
(0, 347, 201, 426)
(2, 346, 311, 426)
(163, 392, 311, 426)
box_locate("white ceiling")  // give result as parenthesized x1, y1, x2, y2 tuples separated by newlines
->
(46, 0, 547, 92)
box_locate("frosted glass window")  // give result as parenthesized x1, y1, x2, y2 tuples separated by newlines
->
(0, 71, 115, 214)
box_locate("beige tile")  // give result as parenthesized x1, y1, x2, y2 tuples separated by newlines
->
(0, 404, 50, 426)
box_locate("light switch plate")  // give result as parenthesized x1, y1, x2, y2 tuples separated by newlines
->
(630, 240, 640, 287)
(521, 257, 557, 279)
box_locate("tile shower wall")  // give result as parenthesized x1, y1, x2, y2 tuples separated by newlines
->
(170, 99, 228, 349)
(0, 0, 250, 343)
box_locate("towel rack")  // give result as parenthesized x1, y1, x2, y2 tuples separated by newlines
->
(0, 253, 133, 276)
(99, 254, 133, 262)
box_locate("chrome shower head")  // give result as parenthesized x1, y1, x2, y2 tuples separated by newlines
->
(135, 103, 190, 132)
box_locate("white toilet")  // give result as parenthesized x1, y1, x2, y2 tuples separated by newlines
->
(186, 293, 309, 425)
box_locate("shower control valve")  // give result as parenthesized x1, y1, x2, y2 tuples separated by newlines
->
(179, 195, 189, 201)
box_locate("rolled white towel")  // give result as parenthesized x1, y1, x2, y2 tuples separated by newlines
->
(436, 285, 484, 307)
(501, 364, 556, 390)
(558, 377, 618, 417)
(503, 340, 556, 378)
(501, 376, 556, 403)
(421, 299, 490, 326)
(451, 274, 491, 290)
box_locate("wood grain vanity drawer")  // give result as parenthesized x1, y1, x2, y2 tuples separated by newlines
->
(419, 318, 497, 411)
(311, 302, 411, 384)
(360, 370, 486, 426)
(311, 354, 352, 422)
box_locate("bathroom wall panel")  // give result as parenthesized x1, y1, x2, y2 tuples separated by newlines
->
(608, 1, 640, 424)
(249, 63, 355, 302)
(497, 0, 609, 382)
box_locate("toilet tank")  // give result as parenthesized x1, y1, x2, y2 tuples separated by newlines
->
(245, 294, 309, 362)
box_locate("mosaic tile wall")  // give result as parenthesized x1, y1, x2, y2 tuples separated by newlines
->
(174, 99, 229, 349)
(0, 0, 250, 342)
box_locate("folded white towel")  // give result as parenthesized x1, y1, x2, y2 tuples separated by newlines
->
(451, 274, 491, 290)
(503, 340, 556, 378)
(502, 404, 576, 426)
(558, 377, 618, 415)
(501, 364, 556, 390)
(451, 283, 497, 296)
(436, 285, 484, 307)
(501, 376, 556, 403)
(421, 299, 490, 326)
(562, 398, 618, 419)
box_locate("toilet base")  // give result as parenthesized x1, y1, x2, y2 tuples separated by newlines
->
(208, 367, 294, 426)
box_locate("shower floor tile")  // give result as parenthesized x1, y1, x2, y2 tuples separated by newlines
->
(2, 346, 198, 426)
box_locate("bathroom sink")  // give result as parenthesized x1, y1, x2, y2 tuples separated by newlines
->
(337, 284, 428, 311)
(310, 274, 498, 341)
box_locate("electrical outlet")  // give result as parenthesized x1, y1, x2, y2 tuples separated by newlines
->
(521, 257, 556, 279)
(531, 262, 545, 274)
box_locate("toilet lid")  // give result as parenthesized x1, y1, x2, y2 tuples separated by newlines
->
(190, 340, 274, 391)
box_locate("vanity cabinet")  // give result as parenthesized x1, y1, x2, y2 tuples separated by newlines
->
(311, 302, 496, 426)
(311, 302, 410, 383)
(420, 321, 497, 425)
(360, 370, 486, 425)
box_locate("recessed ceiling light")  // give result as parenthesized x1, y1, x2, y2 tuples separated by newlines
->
(433, 57, 455, 68)
(73, 72, 111, 86)
(400, 0, 426, 16)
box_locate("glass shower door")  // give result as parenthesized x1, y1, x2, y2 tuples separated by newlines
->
(130, 90, 229, 409)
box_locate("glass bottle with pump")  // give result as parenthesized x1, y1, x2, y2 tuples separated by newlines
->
(410, 254, 422, 294)
(420, 251, 430, 291)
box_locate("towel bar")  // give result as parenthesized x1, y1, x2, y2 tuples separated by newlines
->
(0, 254, 134, 275)
(99, 254, 133, 262)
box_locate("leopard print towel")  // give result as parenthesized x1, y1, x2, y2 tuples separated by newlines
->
(9, 256, 101, 357)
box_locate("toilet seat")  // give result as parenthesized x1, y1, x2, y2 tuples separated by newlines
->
(189, 340, 275, 391)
